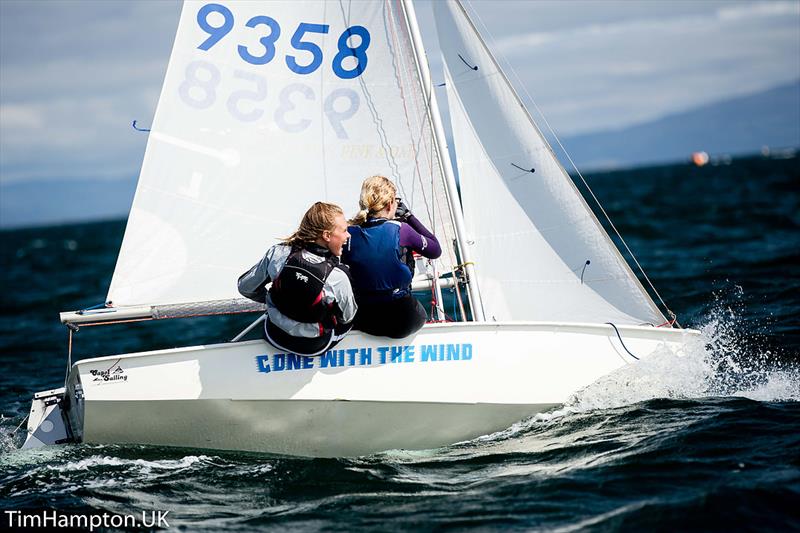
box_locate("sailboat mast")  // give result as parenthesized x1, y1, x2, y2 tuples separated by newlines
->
(400, 0, 486, 321)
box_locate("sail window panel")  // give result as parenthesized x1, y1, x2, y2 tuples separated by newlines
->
(435, 0, 663, 324)
(108, 0, 455, 307)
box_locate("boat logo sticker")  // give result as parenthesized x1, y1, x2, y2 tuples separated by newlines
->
(88, 359, 128, 384)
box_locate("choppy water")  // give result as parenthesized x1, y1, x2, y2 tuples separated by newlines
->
(1, 153, 799, 531)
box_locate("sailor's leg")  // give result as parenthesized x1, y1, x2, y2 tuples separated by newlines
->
(353, 296, 426, 339)
(263, 318, 334, 356)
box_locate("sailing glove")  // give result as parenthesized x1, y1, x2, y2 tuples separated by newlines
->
(395, 199, 412, 221)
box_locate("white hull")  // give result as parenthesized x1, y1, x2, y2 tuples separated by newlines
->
(46, 322, 699, 457)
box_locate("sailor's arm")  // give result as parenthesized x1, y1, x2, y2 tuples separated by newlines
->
(328, 265, 358, 325)
(399, 215, 442, 259)
(237, 247, 275, 303)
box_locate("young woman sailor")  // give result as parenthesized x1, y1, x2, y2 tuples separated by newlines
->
(342, 175, 442, 339)
(238, 202, 357, 356)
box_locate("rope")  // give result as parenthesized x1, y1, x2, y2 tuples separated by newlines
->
(12, 414, 30, 435)
(605, 322, 639, 360)
(464, 1, 677, 325)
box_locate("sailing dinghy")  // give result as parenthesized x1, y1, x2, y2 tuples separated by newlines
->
(23, 0, 699, 457)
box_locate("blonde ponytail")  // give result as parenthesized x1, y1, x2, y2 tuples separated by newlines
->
(349, 175, 397, 226)
(349, 208, 370, 226)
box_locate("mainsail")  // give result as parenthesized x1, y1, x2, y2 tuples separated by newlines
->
(434, 0, 666, 325)
(108, 0, 458, 308)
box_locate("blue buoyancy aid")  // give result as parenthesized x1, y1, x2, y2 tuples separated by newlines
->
(344, 219, 413, 302)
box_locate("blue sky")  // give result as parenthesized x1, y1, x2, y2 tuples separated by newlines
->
(1, 0, 799, 186)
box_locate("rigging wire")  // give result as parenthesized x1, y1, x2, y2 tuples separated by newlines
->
(391, 2, 454, 321)
(395, 2, 465, 321)
(464, 1, 677, 325)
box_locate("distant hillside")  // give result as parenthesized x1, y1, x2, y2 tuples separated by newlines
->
(3, 81, 798, 229)
(562, 80, 800, 170)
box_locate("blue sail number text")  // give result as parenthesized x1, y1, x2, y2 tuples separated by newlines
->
(197, 3, 371, 79)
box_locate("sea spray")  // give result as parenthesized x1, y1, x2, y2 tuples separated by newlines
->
(0, 414, 21, 455)
(464, 285, 800, 447)
(566, 283, 799, 413)
(695, 284, 799, 400)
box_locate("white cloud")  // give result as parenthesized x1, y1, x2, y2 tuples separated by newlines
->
(0, 1, 172, 183)
(0, 104, 45, 129)
(0, 0, 798, 183)
(466, 0, 800, 134)
(717, 1, 800, 21)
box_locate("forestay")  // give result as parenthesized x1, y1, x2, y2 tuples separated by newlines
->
(108, 0, 457, 308)
(434, 0, 666, 325)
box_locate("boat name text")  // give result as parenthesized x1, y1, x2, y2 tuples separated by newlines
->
(256, 343, 473, 373)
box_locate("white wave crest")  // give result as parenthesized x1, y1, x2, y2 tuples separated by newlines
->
(560, 285, 799, 415)
(477, 286, 799, 443)
(53, 454, 210, 474)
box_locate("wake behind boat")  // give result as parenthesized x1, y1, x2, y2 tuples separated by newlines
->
(22, 0, 699, 457)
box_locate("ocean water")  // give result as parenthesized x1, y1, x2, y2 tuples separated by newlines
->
(1, 153, 799, 531)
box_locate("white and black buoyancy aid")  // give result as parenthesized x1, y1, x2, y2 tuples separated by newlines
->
(269, 244, 343, 327)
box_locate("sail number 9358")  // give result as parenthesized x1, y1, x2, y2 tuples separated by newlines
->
(197, 3, 371, 79)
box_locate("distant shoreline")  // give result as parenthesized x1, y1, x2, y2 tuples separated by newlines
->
(2, 149, 796, 232)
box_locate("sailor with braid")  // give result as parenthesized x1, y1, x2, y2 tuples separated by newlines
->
(238, 202, 357, 356)
(342, 175, 442, 339)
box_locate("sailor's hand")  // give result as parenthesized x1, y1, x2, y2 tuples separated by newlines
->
(395, 199, 412, 221)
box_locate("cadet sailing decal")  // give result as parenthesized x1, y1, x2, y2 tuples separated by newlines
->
(89, 359, 128, 384)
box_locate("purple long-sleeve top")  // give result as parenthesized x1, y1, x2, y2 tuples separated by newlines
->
(398, 214, 442, 259)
